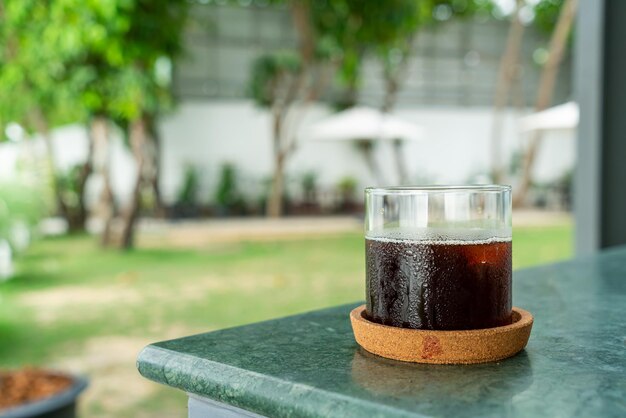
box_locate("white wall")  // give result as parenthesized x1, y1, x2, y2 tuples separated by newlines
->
(158, 101, 575, 203)
(0, 100, 576, 206)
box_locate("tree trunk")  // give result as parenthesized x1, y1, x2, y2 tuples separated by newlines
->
(490, 0, 525, 184)
(88, 117, 116, 246)
(71, 122, 95, 232)
(146, 116, 164, 217)
(356, 140, 386, 185)
(336, 84, 359, 110)
(380, 38, 415, 184)
(100, 179, 115, 247)
(43, 134, 70, 223)
(381, 77, 399, 114)
(513, 0, 577, 206)
(382, 78, 408, 184)
(391, 139, 408, 184)
(263, 1, 322, 218)
(29, 108, 70, 223)
(262, 0, 314, 219)
(290, 0, 315, 65)
(30, 108, 94, 232)
(266, 152, 286, 218)
(118, 116, 148, 249)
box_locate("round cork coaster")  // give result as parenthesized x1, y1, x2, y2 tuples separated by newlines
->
(350, 305, 533, 364)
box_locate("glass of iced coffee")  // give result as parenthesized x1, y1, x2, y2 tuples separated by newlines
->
(365, 185, 512, 331)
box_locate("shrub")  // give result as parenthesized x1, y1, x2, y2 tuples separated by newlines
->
(301, 171, 318, 203)
(214, 163, 246, 215)
(176, 165, 199, 207)
(337, 176, 358, 200)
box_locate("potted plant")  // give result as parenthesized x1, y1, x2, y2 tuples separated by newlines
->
(0, 368, 88, 418)
(0, 185, 89, 418)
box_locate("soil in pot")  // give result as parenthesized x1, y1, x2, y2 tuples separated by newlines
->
(0, 369, 73, 411)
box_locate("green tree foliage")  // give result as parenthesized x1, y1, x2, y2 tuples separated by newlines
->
(247, 1, 326, 217)
(249, 51, 302, 107)
(533, 0, 566, 35)
(0, 0, 187, 127)
(83, 0, 187, 122)
(311, 0, 492, 106)
(312, 0, 429, 91)
(247, 0, 493, 214)
(1, 0, 188, 245)
(0, 0, 88, 133)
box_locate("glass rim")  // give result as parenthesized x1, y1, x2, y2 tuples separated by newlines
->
(365, 184, 511, 194)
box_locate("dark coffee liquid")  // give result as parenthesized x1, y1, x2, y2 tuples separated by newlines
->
(366, 237, 512, 330)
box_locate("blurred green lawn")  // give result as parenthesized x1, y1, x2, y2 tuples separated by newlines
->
(0, 225, 571, 417)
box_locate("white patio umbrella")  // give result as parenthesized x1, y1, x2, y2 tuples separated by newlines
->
(305, 107, 423, 141)
(519, 101, 579, 132)
(305, 106, 424, 142)
(304, 107, 424, 185)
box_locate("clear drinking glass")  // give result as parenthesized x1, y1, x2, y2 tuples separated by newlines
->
(365, 185, 512, 330)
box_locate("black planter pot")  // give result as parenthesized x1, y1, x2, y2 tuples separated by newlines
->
(0, 375, 88, 418)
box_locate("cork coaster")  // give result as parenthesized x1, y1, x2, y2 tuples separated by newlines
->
(350, 305, 533, 364)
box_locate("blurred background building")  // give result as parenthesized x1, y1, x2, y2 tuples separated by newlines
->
(0, 0, 575, 219)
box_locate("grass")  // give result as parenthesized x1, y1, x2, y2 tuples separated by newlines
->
(0, 225, 572, 417)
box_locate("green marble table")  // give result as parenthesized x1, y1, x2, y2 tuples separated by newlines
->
(137, 246, 626, 417)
